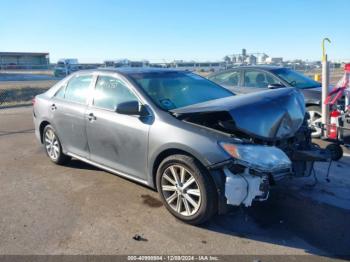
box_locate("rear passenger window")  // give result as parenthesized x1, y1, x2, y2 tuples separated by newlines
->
(64, 75, 92, 104)
(93, 76, 138, 111)
(54, 85, 66, 99)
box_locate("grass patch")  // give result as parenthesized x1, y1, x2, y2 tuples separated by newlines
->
(0, 87, 48, 108)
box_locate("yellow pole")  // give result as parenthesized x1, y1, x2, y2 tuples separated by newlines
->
(314, 74, 321, 82)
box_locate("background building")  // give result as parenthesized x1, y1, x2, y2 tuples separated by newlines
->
(103, 59, 149, 68)
(0, 52, 50, 69)
(265, 57, 283, 65)
(170, 60, 225, 72)
(227, 49, 269, 66)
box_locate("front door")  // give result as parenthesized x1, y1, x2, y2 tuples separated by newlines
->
(242, 69, 282, 94)
(86, 75, 150, 180)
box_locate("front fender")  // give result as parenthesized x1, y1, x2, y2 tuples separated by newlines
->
(147, 142, 230, 188)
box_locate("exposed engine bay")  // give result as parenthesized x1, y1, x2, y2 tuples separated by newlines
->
(171, 88, 331, 207)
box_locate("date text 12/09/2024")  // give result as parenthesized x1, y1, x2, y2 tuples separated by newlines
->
(127, 255, 220, 261)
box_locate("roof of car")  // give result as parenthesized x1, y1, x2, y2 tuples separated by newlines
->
(229, 65, 284, 71)
(79, 67, 182, 75)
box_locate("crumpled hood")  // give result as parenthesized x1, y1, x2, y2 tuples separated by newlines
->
(171, 87, 306, 140)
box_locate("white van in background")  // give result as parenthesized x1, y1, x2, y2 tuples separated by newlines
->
(54, 59, 80, 77)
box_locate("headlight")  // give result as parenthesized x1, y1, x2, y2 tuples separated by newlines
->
(219, 142, 291, 172)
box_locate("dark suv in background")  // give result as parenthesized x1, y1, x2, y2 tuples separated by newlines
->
(208, 66, 324, 137)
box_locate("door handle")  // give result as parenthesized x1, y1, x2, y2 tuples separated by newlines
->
(50, 104, 57, 111)
(87, 113, 97, 122)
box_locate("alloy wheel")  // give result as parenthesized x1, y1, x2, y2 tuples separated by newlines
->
(308, 110, 322, 137)
(161, 165, 201, 217)
(44, 128, 60, 161)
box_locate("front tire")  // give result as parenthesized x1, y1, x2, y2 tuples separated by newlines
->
(156, 154, 217, 225)
(43, 125, 70, 165)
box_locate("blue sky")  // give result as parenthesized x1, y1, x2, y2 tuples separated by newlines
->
(0, 0, 348, 63)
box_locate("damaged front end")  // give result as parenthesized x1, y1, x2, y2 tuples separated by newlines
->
(172, 88, 331, 208)
(218, 142, 293, 208)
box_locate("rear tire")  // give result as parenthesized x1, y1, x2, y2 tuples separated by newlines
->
(43, 125, 70, 165)
(156, 154, 217, 225)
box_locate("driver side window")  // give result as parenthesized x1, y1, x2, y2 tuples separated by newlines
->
(244, 70, 280, 88)
(93, 76, 138, 111)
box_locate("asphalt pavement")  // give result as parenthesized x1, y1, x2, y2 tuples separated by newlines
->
(0, 106, 348, 258)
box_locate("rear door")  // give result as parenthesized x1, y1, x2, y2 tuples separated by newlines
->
(85, 74, 150, 180)
(50, 73, 94, 158)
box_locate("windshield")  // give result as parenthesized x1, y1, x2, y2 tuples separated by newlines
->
(129, 71, 234, 110)
(272, 68, 320, 89)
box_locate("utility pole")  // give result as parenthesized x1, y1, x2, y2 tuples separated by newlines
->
(321, 37, 331, 130)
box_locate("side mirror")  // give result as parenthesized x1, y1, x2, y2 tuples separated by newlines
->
(268, 83, 284, 89)
(116, 100, 141, 115)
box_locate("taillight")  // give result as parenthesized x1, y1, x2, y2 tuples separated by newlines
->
(32, 97, 36, 106)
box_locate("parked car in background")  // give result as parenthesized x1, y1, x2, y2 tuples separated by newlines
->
(208, 66, 324, 137)
(103, 59, 150, 68)
(33, 68, 328, 225)
(54, 59, 80, 77)
(171, 61, 225, 72)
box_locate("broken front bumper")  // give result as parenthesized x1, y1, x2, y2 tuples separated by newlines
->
(224, 167, 269, 207)
(211, 147, 331, 210)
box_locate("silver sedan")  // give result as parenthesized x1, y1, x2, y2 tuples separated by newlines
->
(33, 68, 327, 224)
